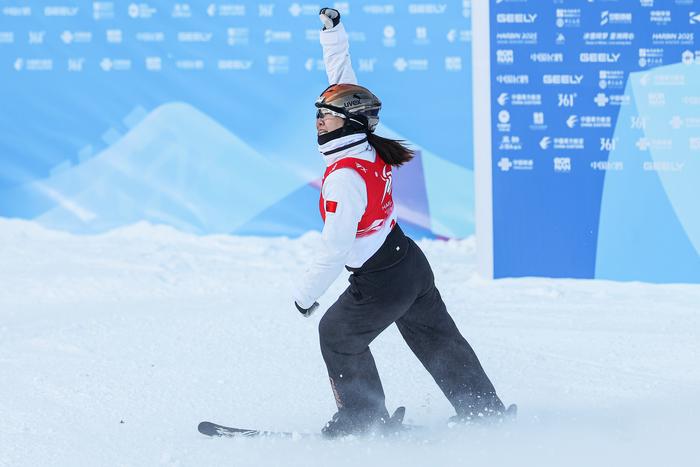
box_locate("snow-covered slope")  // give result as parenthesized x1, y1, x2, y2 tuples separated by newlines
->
(1, 218, 698, 466)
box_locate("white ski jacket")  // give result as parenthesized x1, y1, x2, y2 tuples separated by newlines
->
(292, 23, 397, 309)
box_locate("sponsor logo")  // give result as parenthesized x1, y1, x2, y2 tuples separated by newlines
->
(636, 137, 672, 151)
(498, 157, 513, 172)
(556, 9, 581, 28)
(643, 161, 684, 172)
(558, 93, 577, 107)
(540, 137, 585, 150)
(690, 137, 700, 151)
(594, 93, 630, 107)
(172, 3, 192, 18)
(383, 25, 396, 47)
(499, 135, 522, 151)
(669, 116, 700, 129)
(208, 4, 246, 17)
(580, 52, 620, 63)
(29, 31, 46, 45)
(600, 138, 618, 152)
(498, 157, 534, 172)
(61, 31, 93, 44)
(445, 56, 462, 72)
(447, 29, 471, 43)
(510, 93, 542, 106)
(267, 55, 289, 74)
(3, 6, 31, 16)
(583, 32, 634, 46)
(578, 116, 612, 128)
(393, 57, 429, 72)
(100, 58, 131, 71)
(304, 58, 324, 71)
(264, 30, 292, 43)
(599, 70, 625, 90)
(259, 4, 274, 17)
(650, 10, 672, 25)
(358, 58, 377, 72)
(690, 12, 700, 25)
(591, 161, 623, 171)
(0, 32, 14, 44)
(67, 58, 85, 72)
(530, 52, 564, 63)
(14, 58, 53, 71)
(600, 11, 633, 25)
(408, 4, 447, 14)
(543, 74, 583, 85)
(652, 32, 694, 46)
(497, 110, 511, 132)
(106, 29, 122, 43)
(92, 2, 114, 20)
(44, 6, 79, 16)
(554, 157, 572, 173)
(631, 116, 648, 129)
(682, 50, 700, 65)
(496, 32, 536, 45)
(145, 56, 162, 71)
(136, 32, 165, 42)
(648, 92, 666, 106)
(218, 59, 253, 71)
(558, 136, 586, 149)
(414, 26, 429, 45)
(227, 28, 249, 46)
(176, 60, 204, 70)
(178, 32, 213, 43)
(495, 74, 529, 85)
(639, 48, 664, 67)
(362, 5, 395, 15)
(128, 3, 157, 19)
(496, 13, 537, 24)
(496, 49, 514, 64)
(530, 112, 547, 130)
(288, 3, 319, 16)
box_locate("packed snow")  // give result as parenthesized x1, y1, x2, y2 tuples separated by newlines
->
(1, 219, 698, 466)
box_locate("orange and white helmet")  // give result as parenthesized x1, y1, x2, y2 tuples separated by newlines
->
(315, 84, 382, 132)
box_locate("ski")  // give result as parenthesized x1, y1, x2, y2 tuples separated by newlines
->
(197, 421, 317, 439)
(198, 406, 407, 439)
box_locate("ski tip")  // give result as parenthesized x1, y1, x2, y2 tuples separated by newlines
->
(505, 404, 518, 419)
(390, 406, 406, 425)
(198, 421, 220, 436)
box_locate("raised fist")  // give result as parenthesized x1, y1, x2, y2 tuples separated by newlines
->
(319, 8, 340, 30)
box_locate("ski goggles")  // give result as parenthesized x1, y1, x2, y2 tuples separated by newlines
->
(316, 108, 346, 120)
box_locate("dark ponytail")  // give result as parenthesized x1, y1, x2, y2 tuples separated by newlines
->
(367, 133, 415, 167)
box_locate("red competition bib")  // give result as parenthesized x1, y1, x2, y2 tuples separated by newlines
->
(319, 154, 395, 238)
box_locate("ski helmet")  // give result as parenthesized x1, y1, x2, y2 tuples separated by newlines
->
(315, 84, 382, 132)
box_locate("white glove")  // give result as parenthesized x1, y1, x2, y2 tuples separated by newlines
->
(319, 7, 340, 30)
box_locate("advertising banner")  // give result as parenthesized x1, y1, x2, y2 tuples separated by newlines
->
(0, 1, 475, 239)
(481, 0, 700, 282)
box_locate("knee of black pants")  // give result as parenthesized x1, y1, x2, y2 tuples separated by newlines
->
(318, 311, 362, 356)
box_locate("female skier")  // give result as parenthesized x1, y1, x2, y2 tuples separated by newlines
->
(292, 8, 513, 439)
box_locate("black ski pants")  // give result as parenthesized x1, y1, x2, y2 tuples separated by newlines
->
(318, 225, 504, 416)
